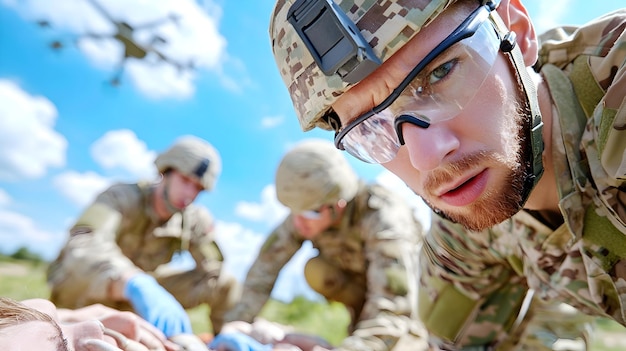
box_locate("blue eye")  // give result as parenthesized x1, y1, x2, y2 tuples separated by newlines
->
(429, 59, 457, 85)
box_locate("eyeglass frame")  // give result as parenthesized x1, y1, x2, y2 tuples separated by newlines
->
(298, 205, 328, 220)
(331, 0, 515, 162)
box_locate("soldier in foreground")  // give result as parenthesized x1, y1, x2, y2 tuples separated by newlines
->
(268, 0, 625, 349)
(220, 139, 428, 351)
(47, 135, 240, 349)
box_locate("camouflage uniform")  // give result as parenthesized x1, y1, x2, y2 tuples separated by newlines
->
(418, 9, 626, 349)
(225, 182, 429, 351)
(47, 137, 239, 334)
(268, 0, 625, 349)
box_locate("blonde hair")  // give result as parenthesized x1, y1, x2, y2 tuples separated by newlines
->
(0, 297, 67, 350)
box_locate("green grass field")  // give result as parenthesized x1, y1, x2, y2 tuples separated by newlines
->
(0, 256, 350, 345)
(2, 256, 625, 350)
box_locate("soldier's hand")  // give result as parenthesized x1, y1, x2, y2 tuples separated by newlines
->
(209, 332, 271, 351)
(124, 273, 192, 338)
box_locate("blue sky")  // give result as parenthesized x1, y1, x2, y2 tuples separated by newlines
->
(1, 0, 623, 302)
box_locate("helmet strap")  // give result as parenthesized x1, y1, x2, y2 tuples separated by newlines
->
(490, 11, 544, 209)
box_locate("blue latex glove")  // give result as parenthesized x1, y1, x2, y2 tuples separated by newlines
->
(123, 273, 192, 338)
(209, 332, 272, 351)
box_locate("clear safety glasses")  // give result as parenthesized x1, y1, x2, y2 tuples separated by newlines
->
(298, 205, 326, 220)
(334, 4, 503, 164)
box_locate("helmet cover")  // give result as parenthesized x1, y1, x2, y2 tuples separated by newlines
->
(269, 0, 456, 131)
(154, 135, 221, 191)
(275, 138, 359, 212)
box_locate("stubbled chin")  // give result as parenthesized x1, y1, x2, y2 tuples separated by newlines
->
(428, 194, 522, 232)
(444, 207, 512, 231)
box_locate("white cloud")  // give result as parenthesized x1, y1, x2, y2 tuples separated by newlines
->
(53, 170, 112, 207)
(5, 0, 231, 99)
(234, 184, 289, 225)
(0, 189, 11, 207)
(91, 129, 157, 179)
(0, 80, 67, 181)
(0, 209, 65, 260)
(127, 59, 196, 99)
(261, 115, 284, 129)
(78, 36, 123, 69)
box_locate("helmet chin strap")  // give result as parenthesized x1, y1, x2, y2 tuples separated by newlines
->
(490, 10, 545, 210)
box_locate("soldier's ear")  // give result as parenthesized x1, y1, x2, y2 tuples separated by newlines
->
(337, 198, 348, 209)
(497, 0, 538, 66)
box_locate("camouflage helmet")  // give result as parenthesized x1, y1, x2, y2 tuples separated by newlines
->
(275, 139, 359, 212)
(154, 135, 221, 191)
(269, 0, 456, 132)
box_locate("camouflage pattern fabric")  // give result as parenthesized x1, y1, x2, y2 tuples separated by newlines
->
(269, 0, 456, 131)
(154, 135, 222, 191)
(514, 299, 593, 350)
(418, 8, 626, 349)
(275, 138, 359, 213)
(224, 183, 429, 351)
(47, 181, 238, 332)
